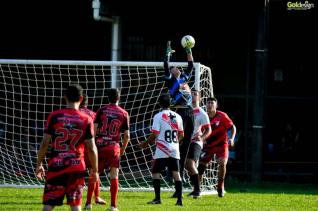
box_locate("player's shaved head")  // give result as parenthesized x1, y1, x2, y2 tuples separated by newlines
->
(108, 88, 120, 103)
(159, 93, 171, 108)
(65, 84, 83, 102)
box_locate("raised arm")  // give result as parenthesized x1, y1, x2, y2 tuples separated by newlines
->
(164, 41, 175, 78)
(184, 47, 194, 76)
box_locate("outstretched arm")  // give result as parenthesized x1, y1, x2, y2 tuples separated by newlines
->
(184, 47, 194, 76)
(164, 41, 175, 78)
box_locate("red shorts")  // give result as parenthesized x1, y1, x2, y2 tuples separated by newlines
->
(43, 172, 85, 206)
(200, 145, 229, 164)
(98, 144, 120, 173)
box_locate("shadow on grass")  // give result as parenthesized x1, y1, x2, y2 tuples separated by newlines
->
(227, 177, 318, 195)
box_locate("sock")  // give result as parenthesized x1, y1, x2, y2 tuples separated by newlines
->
(86, 177, 96, 204)
(175, 180, 182, 201)
(94, 180, 100, 200)
(110, 178, 119, 207)
(190, 175, 195, 187)
(153, 179, 161, 200)
(192, 174, 200, 193)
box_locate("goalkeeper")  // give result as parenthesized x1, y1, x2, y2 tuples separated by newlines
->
(163, 41, 194, 191)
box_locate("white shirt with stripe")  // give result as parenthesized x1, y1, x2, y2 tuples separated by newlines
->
(151, 109, 184, 159)
(191, 107, 210, 148)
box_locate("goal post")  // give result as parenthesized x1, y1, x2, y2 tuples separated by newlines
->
(0, 59, 216, 193)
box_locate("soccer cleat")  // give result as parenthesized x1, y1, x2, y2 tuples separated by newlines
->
(217, 188, 225, 197)
(171, 192, 178, 198)
(147, 199, 161, 204)
(95, 197, 106, 205)
(187, 191, 195, 197)
(175, 200, 183, 206)
(171, 192, 183, 198)
(84, 203, 92, 210)
(106, 206, 119, 211)
(192, 192, 201, 199)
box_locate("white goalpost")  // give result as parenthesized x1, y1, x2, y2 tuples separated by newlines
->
(0, 59, 216, 193)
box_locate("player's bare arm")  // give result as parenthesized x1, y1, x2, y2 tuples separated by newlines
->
(138, 133, 157, 149)
(200, 126, 212, 144)
(35, 133, 51, 180)
(228, 124, 236, 148)
(120, 130, 130, 156)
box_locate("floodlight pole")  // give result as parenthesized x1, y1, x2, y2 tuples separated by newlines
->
(92, 0, 120, 88)
(251, 0, 269, 182)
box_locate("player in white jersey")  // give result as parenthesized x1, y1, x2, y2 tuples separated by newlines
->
(139, 93, 184, 206)
(186, 89, 211, 198)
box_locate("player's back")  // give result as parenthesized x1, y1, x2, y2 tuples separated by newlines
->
(95, 104, 129, 144)
(45, 108, 94, 179)
(152, 109, 183, 159)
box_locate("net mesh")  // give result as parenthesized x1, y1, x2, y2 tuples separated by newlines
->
(0, 60, 216, 192)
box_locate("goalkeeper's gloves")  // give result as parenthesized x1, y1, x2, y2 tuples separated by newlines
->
(185, 47, 192, 54)
(166, 41, 175, 58)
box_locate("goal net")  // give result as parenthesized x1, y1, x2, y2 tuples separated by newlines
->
(0, 59, 216, 193)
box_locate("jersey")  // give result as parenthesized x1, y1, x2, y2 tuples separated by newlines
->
(164, 61, 193, 106)
(151, 109, 184, 159)
(205, 110, 233, 149)
(94, 104, 129, 148)
(44, 108, 94, 180)
(80, 107, 96, 120)
(191, 107, 210, 148)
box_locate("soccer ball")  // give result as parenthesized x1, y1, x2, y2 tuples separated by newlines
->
(181, 35, 195, 48)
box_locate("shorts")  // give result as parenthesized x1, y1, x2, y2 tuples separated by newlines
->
(200, 145, 229, 164)
(43, 171, 85, 206)
(98, 145, 120, 173)
(186, 142, 202, 161)
(152, 158, 180, 174)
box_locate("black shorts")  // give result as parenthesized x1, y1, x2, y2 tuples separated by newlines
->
(152, 158, 180, 174)
(187, 142, 202, 161)
(174, 106, 194, 144)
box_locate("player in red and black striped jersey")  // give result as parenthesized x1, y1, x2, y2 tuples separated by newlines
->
(94, 88, 130, 211)
(197, 97, 236, 197)
(35, 84, 98, 211)
(80, 95, 106, 209)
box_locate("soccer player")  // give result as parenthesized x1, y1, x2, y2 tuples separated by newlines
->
(186, 90, 211, 198)
(94, 88, 130, 211)
(80, 95, 106, 210)
(164, 41, 194, 187)
(139, 93, 184, 206)
(35, 84, 98, 211)
(198, 97, 236, 197)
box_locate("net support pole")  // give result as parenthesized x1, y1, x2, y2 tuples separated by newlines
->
(194, 63, 201, 91)
(111, 17, 120, 88)
(92, 0, 121, 88)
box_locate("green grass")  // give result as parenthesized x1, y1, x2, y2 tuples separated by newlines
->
(0, 182, 318, 210)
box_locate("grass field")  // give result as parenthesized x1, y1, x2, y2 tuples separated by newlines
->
(0, 182, 317, 210)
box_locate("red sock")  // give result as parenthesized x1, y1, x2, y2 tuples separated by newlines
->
(110, 178, 119, 207)
(95, 180, 100, 199)
(86, 177, 96, 204)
